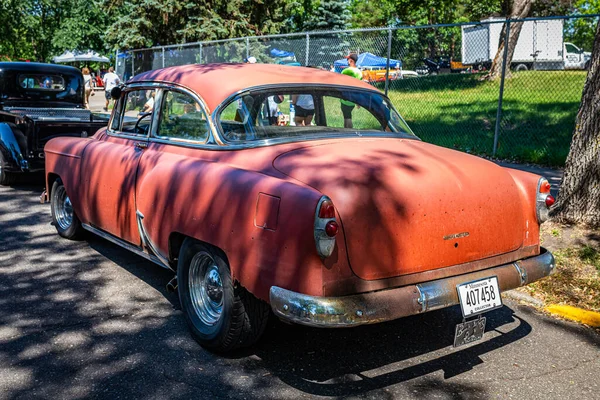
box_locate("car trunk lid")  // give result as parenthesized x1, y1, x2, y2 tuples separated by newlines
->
(273, 138, 525, 280)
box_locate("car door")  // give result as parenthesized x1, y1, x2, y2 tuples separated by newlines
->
(79, 86, 158, 245)
(134, 88, 212, 260)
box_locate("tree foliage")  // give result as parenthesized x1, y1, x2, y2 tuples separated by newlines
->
(303, 0, 351, 31)
(103, 0, 288, 50)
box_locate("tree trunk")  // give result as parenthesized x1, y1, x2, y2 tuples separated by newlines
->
(551, 22, 600, 227)
(485, 0, 533, 80)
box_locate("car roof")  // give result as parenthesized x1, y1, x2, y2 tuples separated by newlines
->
(0, 62, 81, 75)
(129, 63, 380, 112)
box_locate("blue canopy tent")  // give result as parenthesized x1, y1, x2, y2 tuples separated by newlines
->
(270, 48, 301, 66)
(333, 52, 402, 72)
(270, 48, 295, 58)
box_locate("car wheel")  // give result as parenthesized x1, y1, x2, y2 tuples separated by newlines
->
(0, 153, 16, 186)
(50, 180, 84, 240)
(584, 60, 590, 71)
(515, 63, 528, 71)
(177, 238, 270, 352)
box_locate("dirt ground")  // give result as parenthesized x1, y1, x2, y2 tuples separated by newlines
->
(519, 222, 600, 313)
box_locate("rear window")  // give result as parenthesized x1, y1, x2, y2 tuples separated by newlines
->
(217, 87, 416, 143)
(18, 74, 65, 91)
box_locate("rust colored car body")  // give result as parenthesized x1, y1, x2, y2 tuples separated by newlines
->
(44, 64, 555, 351)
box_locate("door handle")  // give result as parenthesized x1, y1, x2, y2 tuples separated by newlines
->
(135, 142, 148, 150)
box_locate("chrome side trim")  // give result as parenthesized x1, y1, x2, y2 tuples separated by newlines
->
(135, 211, 172, 268)
(270, 248, 555, 328)
(81, 223, 170, 270)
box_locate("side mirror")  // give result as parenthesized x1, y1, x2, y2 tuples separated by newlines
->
(110, 86, 122, 100)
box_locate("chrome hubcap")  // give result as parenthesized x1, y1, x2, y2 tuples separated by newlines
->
(189, 252, 224, 326)
(54, 186, 73, 230)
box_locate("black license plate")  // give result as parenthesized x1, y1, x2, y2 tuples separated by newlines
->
(454, 317, 486, 347)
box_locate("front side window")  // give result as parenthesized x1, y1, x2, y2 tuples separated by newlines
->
(217, 87, 416, 143)
(565, 43, 578, 54)
(18, 74, 65, 91)
(111, 89, 157, 135)
(156, 91, 209, 142)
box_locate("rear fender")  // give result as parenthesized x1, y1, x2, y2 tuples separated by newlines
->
(135, 155, 328, 302)
(0, 123, 28, 172)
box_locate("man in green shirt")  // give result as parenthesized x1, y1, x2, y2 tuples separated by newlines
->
(341, 53, 362, 128)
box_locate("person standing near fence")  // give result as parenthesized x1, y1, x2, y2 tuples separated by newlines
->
(341, 53, 362, 128)
(102, 67, 120, 112)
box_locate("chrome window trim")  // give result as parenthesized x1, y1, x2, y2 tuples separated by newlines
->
(106, 83, 161, 140)
(106, 82, 217, 144)
(152, 87, 211, 146)
(210, 83, 419, 150)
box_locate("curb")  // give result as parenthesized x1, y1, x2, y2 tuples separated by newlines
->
(544, 305, 600, 327)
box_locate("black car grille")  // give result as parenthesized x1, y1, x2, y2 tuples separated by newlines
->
(4, 107, 91, 121)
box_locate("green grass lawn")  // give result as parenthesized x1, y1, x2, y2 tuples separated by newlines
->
(387, 71, 587, 165)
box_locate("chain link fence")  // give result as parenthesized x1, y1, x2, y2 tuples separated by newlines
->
(117, 15, 599, 165)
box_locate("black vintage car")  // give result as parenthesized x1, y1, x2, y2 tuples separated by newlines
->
(0, 62, 107, 185)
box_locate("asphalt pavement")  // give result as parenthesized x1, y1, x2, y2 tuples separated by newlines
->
(0, 176, 598, 400)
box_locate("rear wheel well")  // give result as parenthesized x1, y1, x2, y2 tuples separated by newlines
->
(168, 233, 229, 270)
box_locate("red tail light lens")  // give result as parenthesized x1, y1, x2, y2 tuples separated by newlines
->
(318, 199, 335, 218)
(545, 195, 555, 207)
(325, 221, 339, 237)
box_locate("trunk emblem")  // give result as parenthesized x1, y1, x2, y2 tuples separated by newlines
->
(443, 232, 469, 240)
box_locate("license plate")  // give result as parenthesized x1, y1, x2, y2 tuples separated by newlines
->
(454, 317, 486, 347)
(456, 276, 502, 318)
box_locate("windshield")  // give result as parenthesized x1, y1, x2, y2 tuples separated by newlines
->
(18, 74, 66, 91)
(217, 87, 416, 143)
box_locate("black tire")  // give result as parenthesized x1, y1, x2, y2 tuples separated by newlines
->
(515, 63, 528, 72)
(177, 238, 270, 352)
(50, 180, 84, 240)
(0, 153, 16, 186)
(584, 60, 590, 71)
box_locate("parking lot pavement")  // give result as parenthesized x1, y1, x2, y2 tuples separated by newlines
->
(1, 179, 598, 400)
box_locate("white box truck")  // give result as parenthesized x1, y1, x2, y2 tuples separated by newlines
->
(461, 18, 591, 71)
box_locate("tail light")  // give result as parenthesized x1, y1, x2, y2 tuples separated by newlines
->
(536, 178, 554, 223)
(314, 196, 338, 258)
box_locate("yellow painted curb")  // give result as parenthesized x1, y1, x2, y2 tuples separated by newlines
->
(545, 305, 600, 327)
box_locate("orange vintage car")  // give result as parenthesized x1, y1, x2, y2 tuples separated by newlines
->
(44, 64, 555, 352)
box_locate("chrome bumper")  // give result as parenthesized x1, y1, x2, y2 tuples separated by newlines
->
(269, 248, 555, 328)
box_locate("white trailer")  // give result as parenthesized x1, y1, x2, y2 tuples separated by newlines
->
(461, 18, 589, 70)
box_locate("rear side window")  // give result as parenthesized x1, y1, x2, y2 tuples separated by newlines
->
(18, 74, 65, 91)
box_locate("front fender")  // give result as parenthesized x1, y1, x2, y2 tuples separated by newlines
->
(0, 123, 28, 172)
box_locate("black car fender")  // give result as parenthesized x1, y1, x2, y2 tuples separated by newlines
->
(0, 122, 28, 172)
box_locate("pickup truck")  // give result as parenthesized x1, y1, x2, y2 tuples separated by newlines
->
(0, 62, 107, 185)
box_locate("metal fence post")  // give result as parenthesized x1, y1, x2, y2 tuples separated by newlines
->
(131, 51, 135, 78)
(305, 33, 310, 66)
(384, 28, 392, 96)
(246, 37, 250, 59)
(162, 47, 165, 68)
(493, 20, 510, 157)
(199, 43, 203, 64)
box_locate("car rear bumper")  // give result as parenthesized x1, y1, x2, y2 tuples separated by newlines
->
(269, 248, 555, 328)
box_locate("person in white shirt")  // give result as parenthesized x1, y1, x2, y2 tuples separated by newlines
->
(102, 66, 120, 112)
(141, 91, 155, 114)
